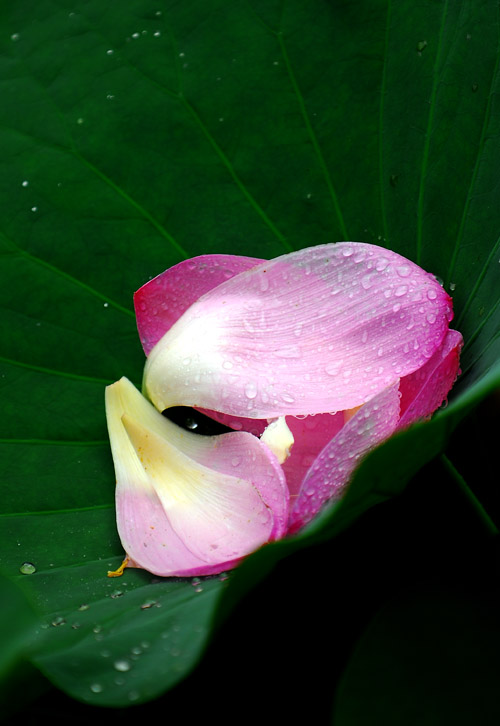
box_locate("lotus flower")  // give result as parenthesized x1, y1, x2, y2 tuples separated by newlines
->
(106, 243, 462, 576)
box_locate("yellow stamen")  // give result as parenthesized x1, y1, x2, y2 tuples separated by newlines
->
(107, 556, 129, 578)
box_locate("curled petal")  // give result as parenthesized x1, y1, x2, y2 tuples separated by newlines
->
(135, 254, 263, 355)
(288, 383, 401, 534)
(398, 329, 463, 429)
(105, 378, 288, 577)
(143, 243, 453, 418)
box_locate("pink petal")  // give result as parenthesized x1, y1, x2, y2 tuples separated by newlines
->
(167, 428, 289, 541)
(106, 378, 288, 577)
(398, 329, 463, 429)
(281, 413, 345, 501)
(144, 243, 453, 418)
(288, 382, 401, 534)
(135, 254, 263, 355)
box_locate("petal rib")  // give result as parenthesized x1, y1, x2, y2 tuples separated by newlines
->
(135, 254, 263, 355)
(144, 243, 452, 418)
(288, 383, 401, 534)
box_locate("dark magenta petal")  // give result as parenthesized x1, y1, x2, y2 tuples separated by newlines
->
(288, 383, 401, 533)
(135, 254, 263, 355)
(282, 413, 345, 501)
(398, 329, 463, 429)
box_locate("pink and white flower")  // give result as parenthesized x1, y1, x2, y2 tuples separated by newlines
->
(105, 243, 462, 576)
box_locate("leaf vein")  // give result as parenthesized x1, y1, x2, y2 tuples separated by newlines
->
(277, 32, 348, 240)
(416, 0, 449, 263)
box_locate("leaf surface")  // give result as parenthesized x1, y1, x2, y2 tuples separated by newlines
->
(0, 0, 498, 708)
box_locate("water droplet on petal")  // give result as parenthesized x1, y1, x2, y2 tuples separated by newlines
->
(427, 288, 437, 300)
(245, 382, 257, 399)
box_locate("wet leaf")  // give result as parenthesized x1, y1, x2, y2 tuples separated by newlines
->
(0, 0, 498, 709)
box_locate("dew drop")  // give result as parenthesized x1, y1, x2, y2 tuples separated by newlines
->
(140, 599, 157, 610)
(110, 590, 123, 599)
(20, 561, 36, 575)
(397, 264, 411, 277)
(78, 603, 90, 611)
(11, 33, 20, 41)
(90, 683, 103, 693)
(449, 282, 456, 291)
(21, 180, 29, 187)
(51, 616, 66, 627)
(394, 285, 408, 297)
(427, 288, 437, 300)
(114, 659, 131, 672)
(106, 49, 114, 55)
(185, 418, 198, 431)
(244, 382, 257, 399)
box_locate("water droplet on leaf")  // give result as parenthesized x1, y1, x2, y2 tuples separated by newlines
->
(20, 562, 36, 575)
